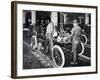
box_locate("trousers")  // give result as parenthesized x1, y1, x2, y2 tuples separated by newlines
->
(72, 40, 81, 63)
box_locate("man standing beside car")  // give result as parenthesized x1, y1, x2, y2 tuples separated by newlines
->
(66, 20, 82, 65)
(45, 20, 54, 55)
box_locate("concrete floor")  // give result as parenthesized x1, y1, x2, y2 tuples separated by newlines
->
(23, 32, 91, 69)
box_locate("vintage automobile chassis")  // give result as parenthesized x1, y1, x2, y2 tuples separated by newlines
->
(30, 30, 87, 67)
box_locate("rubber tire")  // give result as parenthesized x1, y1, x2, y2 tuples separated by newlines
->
(30, 35, 37, 50)
(52, 45, 65, 68)
(81, 34, 87, 44)
(78, 42, 84, 55)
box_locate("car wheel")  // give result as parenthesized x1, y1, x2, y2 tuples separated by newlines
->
(81, 34, 87, 44)
(78, 42, 84, 55)
(30, 35, 37, 50)
(52, 45, 65, 67)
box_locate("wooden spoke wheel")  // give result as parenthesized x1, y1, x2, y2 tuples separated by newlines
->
(30, 35, 37, 50)
(52, 45, 65, 67)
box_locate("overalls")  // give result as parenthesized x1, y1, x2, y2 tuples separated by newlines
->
(71, 25, 81, 63)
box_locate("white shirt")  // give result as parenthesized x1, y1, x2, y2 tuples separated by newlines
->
(45, 22, 54, 37)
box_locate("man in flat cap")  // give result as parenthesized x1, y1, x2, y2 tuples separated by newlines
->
(66, 19, 81, 65)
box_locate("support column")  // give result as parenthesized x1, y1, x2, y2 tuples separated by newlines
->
(51, 12, 58, 26)
(63, 13, 68, 24)
(85, 13, 89, 25)
(31, 11, 36, 25)
(79, 16, 82, 24)
(23, 11, 26, 24)
(59, 12, 64, 31)
(66, 17, 69, 24)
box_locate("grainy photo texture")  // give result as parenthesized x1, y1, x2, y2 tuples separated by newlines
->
(23, 10, 91, 69)
(11, 1, 97, 78)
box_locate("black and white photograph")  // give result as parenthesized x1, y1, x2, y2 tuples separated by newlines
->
(23, 10, 91, 69)
(11, 1, 97, 78)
